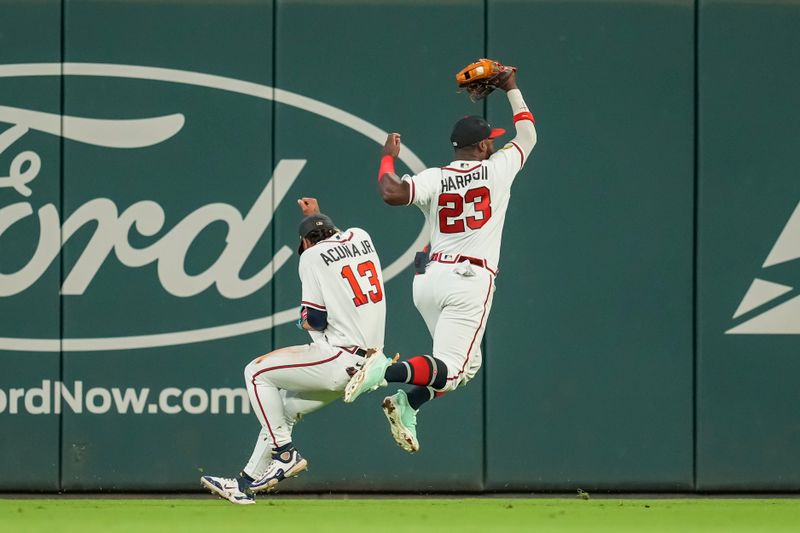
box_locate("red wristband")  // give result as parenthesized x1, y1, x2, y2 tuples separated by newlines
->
(378, 155, 395, 182)
(513, 111, 535, 124)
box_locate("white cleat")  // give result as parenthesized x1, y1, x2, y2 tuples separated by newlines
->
(200, 475, 255, 505)
(249, 449, 308, 493)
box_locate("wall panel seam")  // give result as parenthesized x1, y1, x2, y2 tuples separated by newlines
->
(481, 0, 489, 493)
(58, 0, 66, 492)
(692, 0, 699, 493)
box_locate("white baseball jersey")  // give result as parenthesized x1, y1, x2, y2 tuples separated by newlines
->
(397, 89, 536, 391)
(402, 142, 527, 270)
(298, 227, 386, 351)
(240, 227, 385, 460)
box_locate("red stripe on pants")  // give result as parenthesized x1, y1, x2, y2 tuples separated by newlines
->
(250, 351, 342, 447)
(447, 276, 494, 382)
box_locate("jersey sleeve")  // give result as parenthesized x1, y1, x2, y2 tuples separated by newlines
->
(488, 88, 537, 186)
(401, 168, 440, 208)
(488, 140, 527, 186)
(298, 255, 326, 312)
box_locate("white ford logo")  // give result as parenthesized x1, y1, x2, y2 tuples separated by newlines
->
(0, 63, 428, 351)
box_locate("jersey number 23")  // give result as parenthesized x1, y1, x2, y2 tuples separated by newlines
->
(438, 186, 492, 234)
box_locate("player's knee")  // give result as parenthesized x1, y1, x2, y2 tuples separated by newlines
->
(436, 377, 459, 393)
(243, 361, 257, 382)
(432, 361, 459, 392)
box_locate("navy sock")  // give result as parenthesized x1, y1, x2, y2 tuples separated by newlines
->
(236, 471, 254, 491)
(406, 386, 436, 410)
(272, 442, 294, 458)
(384, 362, 410, 383)
(385, 357, 448, 389)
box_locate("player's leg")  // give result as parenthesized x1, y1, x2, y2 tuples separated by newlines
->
(380, 270, 494, 452)
(250, 392, 343, 493)
(200, 389, 340, 503)
(343, 270, 445, 404)
(412, 269, 443, 337)
(380, 264, 464, 402)
(242, 427, 273, 480)
(355, 268, 445, 452)
(243, 346, 314, 491)
(282, 389, 341, 435)
(344, 356, 441, 451)
(430, 267, 495, 392)
(244, 344, 356, 491)
(200, 426, 270, 505)
(241, 391, 336, 480)
(380, 388, 445, 454)
(346, 265, 495, 452)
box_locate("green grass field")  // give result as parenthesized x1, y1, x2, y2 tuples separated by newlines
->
(3, 497, 800, 532)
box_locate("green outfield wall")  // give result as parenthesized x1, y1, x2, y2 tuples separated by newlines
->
(0, 0, 798, 492)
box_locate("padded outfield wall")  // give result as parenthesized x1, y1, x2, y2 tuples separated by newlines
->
(0, 0, 798, 491)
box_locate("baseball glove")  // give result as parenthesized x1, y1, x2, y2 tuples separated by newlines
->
(455, 58, 516, 102)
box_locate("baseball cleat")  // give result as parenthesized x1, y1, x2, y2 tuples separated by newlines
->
(249, 449, 308, 493)
(200, 475, 255, 505)
(382, 390, 419, 453)
(343, 350, 391, 403)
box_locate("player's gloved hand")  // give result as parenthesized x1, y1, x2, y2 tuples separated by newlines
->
(455, 58, 517, 102)
(382, 133, 401, 158)
(496, 68, 518, 92)
(298, 197, 320, 216)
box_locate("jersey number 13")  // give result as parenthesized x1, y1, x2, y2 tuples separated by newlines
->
(341, 260, 383, 307)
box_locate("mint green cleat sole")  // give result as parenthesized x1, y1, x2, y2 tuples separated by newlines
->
(382, 390, 419, 453)
(343, 350, 390, 403)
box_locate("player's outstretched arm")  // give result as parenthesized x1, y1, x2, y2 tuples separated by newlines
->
(498, 71, 537, 160)
(377, 133, 411, 206)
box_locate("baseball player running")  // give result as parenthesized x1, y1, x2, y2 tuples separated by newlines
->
(344, 62, 536, 453)
(201, 197, 386, 504)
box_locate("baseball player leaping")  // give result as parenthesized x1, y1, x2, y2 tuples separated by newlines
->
(344, 62, 536, 453)
(202, 198, 386, 504)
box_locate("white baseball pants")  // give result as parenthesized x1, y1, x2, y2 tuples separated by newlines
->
(241, 343, 362, 476)
(412, 260, 496, 392)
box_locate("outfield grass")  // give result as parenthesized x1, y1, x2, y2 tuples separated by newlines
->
(2, 497, 799, 532)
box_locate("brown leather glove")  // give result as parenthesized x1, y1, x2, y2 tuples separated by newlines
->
(455, 58, 517, 102)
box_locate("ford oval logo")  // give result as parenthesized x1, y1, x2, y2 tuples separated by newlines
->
(0, 63, 429, 352)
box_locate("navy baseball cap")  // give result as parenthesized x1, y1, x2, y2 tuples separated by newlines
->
(450, 116, 506, 148)
(297, 214, 336, 254)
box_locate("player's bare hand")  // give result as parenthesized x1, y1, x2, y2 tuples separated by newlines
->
(498, 69, 518, 92)
(298, 197, 320, 216)
(382, 133, 401, 158)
